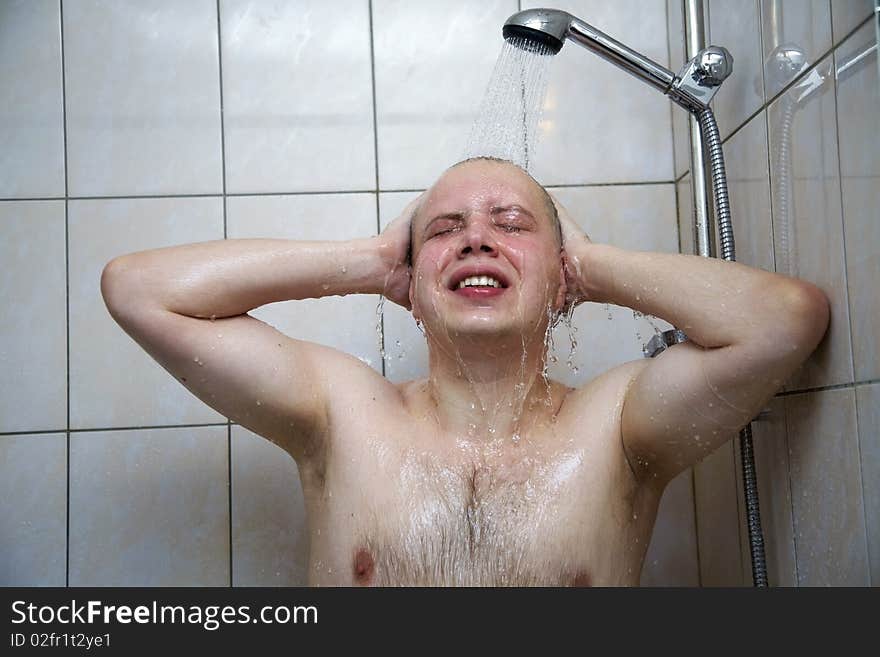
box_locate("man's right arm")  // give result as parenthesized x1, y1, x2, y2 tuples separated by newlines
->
(100, 234, 407, 463)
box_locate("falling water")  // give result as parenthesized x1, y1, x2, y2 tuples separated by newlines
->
(463, 36, 555, 170)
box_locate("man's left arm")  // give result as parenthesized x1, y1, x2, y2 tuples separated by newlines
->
(563, 229, 830, 486)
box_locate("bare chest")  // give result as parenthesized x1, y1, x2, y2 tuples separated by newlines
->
(307, 419, 645, 586)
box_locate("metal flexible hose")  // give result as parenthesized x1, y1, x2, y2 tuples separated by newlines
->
(697, 106, 769, 587)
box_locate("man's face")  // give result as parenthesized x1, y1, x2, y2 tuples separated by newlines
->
(408, 160, 565, 342)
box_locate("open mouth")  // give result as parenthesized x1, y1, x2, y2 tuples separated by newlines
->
(449, 272, 510, 300)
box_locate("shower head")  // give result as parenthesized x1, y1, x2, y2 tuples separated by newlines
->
(502, 8, 570, 54)
(502, 7, 733, 111)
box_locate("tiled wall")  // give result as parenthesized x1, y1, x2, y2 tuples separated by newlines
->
(4, 0, 700, 586)
(669, 0, 877, 585)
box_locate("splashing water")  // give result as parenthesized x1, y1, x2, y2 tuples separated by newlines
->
(375, 296, 386, 362)
(463, 36, 555, 171)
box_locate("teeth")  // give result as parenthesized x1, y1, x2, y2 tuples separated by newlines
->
(457, 275, 502, 289)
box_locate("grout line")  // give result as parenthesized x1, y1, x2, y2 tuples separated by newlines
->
(781, 399, 800, 586)
(59, 0, 71, 589)
(691, 466, 703, 587)
(214, 0, 234, 589)
(829, 40, 859, 415)
(0, 422, 233, 437)
(0, 182, 692, 204)
(763, 107, 778, 273)
(830, 41, 871, 585)
(776, 379, 880, 397)
(367, 0, 386, 379)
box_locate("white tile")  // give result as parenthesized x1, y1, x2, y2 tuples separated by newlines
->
(0, 201, 67, 433)
(0, 433, 67, 586)
(694, 441, 746, 586)
(68, 426, 229, 586)
(231, 427, 308, 586)
(524, 0, 674, 185)
(855, 384, 880, 585)
(0, 0, 65, 198)
(640, 468, 700, 586)
(63, 0, 222, 196)
(761, 0, 832, 99)
(837, 23, 880, 382)
(220, 0, 375, 193)
(708, 0, 765, 139)
(786, 389, 869, 585)
(830, 0, 875, 45)
(226, 193, 382, 371)
(544, 185, 677, 387)
(374, 0, 519, 189)
(676, 175, 694, 255)
(69, 197, 226, 429)
(723, 112, 774, 272)
(768, 53, 852, 391)
(378, 191, 429, 383)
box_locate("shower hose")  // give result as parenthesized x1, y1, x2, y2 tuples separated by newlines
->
(697, 107, 769, 587)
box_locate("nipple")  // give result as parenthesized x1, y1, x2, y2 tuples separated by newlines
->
(353, 547, 375, 586)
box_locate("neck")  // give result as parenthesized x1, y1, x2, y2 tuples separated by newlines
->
(423, 329, 561, 441)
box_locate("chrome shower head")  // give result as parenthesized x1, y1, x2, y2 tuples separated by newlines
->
(501, 7, 734, 111)
(502, 8, 571, 54)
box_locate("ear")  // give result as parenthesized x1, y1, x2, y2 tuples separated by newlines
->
(408, 276, 418, 319)
(553, 255, 568, 312)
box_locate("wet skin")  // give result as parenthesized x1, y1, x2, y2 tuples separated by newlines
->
(102, 159, 830, 586)
(304, 161, 655, 585)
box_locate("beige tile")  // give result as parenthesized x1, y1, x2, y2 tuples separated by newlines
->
(0, 0, 65, 198)
(68, 426, 229, 586)
(747, 397, 798, 586)
(220, 0, 375, 193)
(545, 185, 677, 387)
(374, 0, 519, 189)
(0, 201, 67, 433)
(830, 0, 875, 45)
(231, 427, 308, 586)
(378, 191, 430, 383)
(708, 0, 765, 139)
(761, 0, 832, 99)
(525, 0, 674, 185)
(768, 54, 853, 391)
(694, 441, 746, 586)
(836, 23, 879, 382)
(855, 384, 879, 585)
(786, 388, 869, 585)
(0, 433, 67, 586)
(63, 0, 222, 196)
(640, 468, 700, 586)
(723, 111, 774, 272)
(69, 197, 226, 429)
(226, 193, 382, 371)
(676, 175, 695, 255)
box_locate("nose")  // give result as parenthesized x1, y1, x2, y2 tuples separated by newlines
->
(458, 220, 498, 258)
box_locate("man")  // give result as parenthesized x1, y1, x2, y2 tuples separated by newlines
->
(101, 157, 829, 586)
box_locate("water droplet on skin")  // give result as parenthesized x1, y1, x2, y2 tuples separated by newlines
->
(210, 314, 216, 322)
(322, 283, 330, 291)
(341, 266, 347, 274)
(256, 400, 262, 406)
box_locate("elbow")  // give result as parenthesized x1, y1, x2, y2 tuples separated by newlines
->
(101, 256, 141, 320)
(776, 280, 830, 350)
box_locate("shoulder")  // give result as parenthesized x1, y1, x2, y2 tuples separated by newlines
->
(559, 359, 650, 415)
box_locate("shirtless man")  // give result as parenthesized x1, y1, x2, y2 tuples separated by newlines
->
(100, 157, 829, 586)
